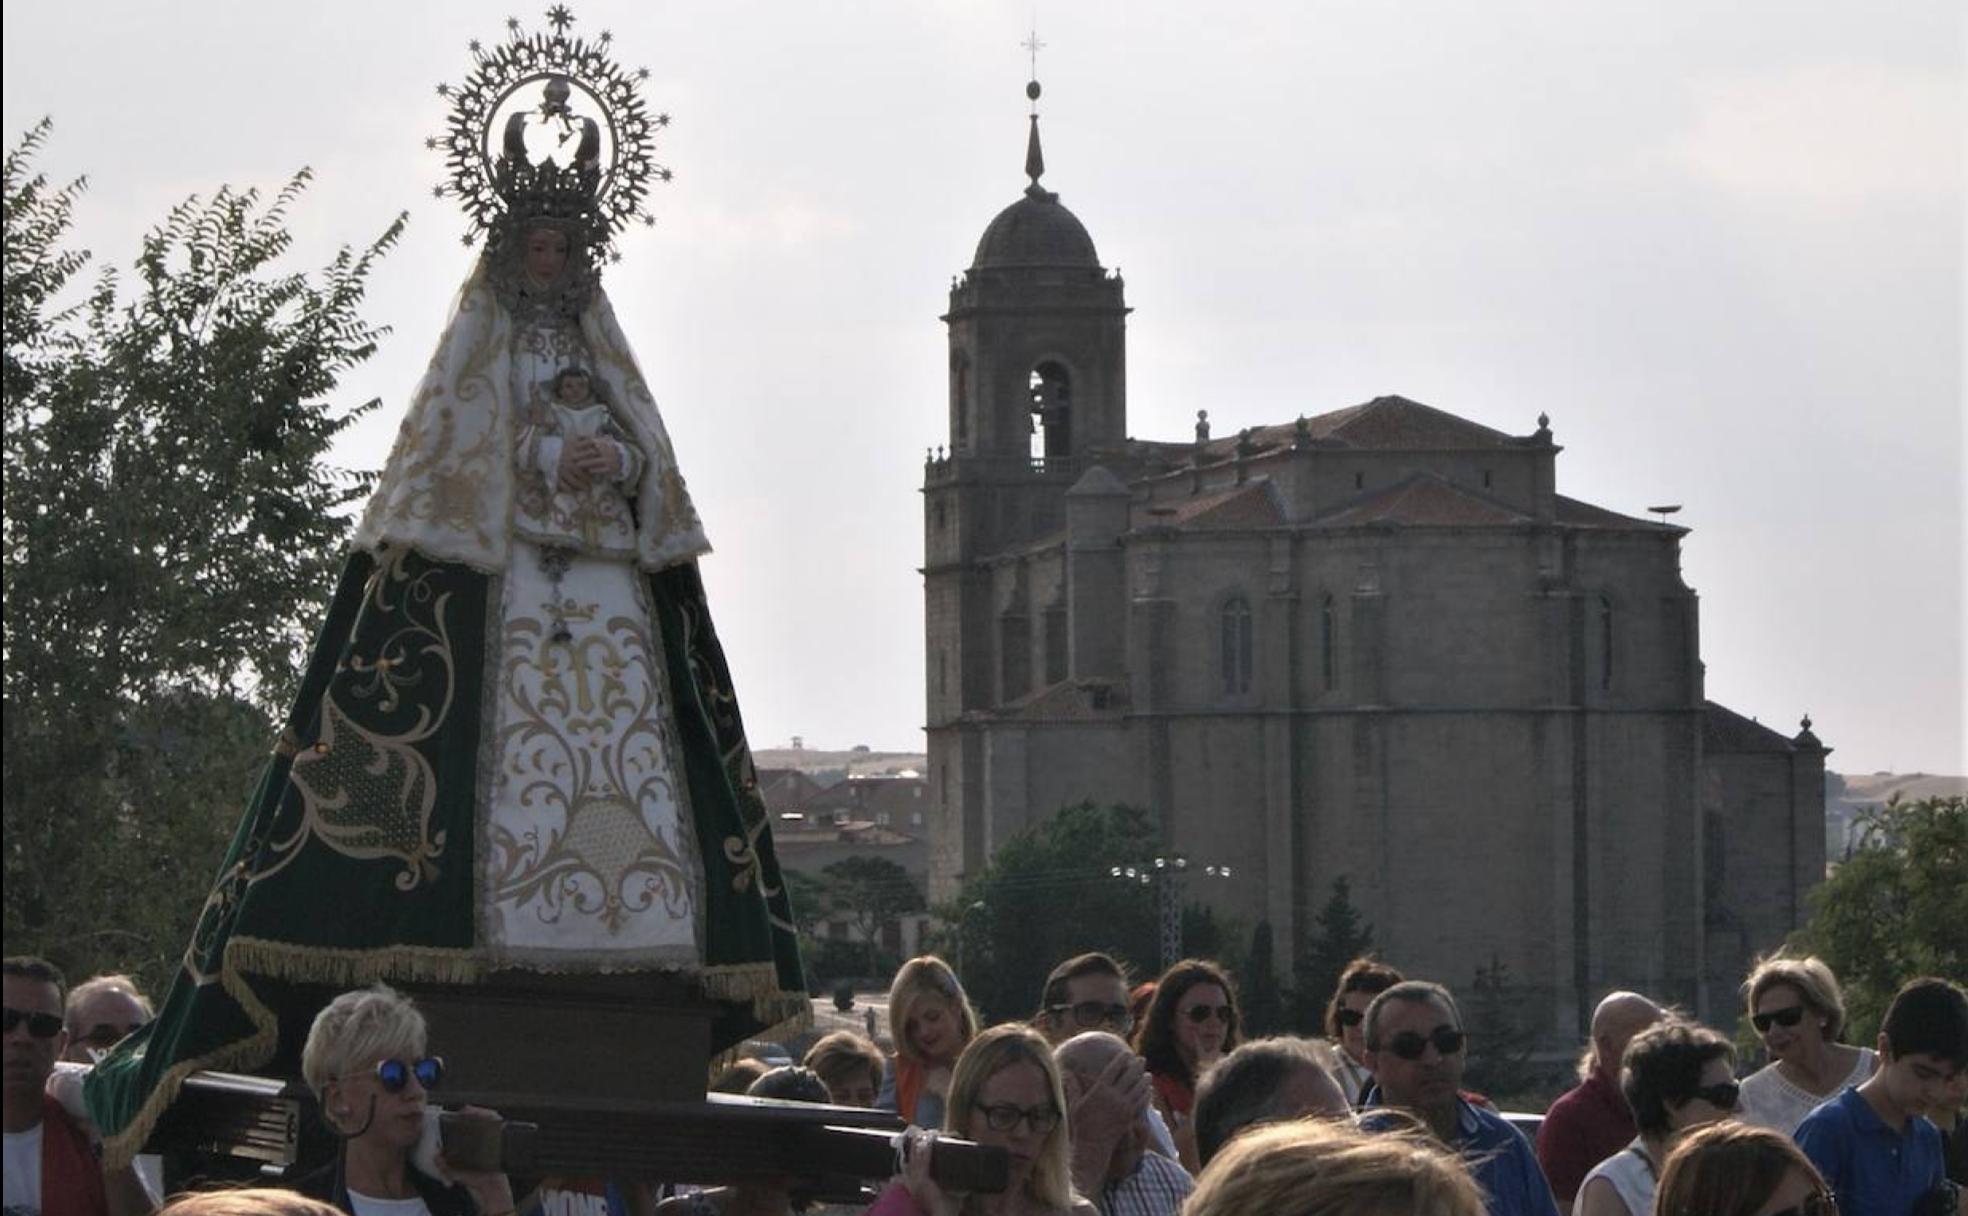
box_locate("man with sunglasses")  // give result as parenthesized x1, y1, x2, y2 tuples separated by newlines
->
(1535, 991, 1663, 1213)
(1358, 981, 1560, 1216)
(4, 956, 148, 1216)
(61, 977, 152, 1068)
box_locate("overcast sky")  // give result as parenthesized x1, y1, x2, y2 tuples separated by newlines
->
(4, 0, 1960, 775)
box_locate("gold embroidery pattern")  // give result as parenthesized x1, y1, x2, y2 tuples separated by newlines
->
(488, 584, 693, 936)
(184, 552, 456, 981)
(283, 550, 456, 890)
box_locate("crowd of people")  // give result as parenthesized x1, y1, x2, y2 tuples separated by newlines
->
(5, 950, 1965, 1216)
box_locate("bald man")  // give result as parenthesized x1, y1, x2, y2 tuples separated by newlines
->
(1535, 991, 1665, 1213)
(1055, 1032, 1194, 1216)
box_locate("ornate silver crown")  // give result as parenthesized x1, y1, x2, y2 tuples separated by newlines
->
(430, 5, 671, 266)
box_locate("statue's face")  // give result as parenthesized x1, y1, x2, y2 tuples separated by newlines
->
(524, 227, 571, 286)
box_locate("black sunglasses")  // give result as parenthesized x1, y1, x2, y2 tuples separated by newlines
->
(1382, 1027, 1466, 1061)
(1336, 1008, 1365, 1028)
(1752, 1005, 1807, 1034)
(975, 1102, 1062, 1134)
(375, 1056, 445, 1093)
(1049, 1001, 1131, 1030)
(78, 1021, 149, 1049)
(2, 1007, 64, 1039)
(1689, 1081, 1740, 1110)
(1766, 1193, 1836, 1216)
(1184, 1004, 1233, 1026)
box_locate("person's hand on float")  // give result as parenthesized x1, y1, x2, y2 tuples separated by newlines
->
(437, 1105, 517, 1216)
(900, 1127, 960, 1216)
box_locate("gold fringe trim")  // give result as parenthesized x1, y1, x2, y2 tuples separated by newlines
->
(100, 943, 284, 1169)
(226, 936, 486, 988)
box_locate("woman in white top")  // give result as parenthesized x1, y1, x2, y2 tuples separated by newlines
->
(1576, 1020, 1739, 1216)
(1735, 955, 1876, 1135)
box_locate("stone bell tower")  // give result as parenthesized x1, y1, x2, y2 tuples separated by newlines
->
(922, 79, 1131, 895)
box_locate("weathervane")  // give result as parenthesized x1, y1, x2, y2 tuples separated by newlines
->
(429, 5, 671, 263)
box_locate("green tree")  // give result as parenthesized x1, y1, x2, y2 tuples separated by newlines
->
(1293, 876, 1374, 1031)
(2, 122, 404, 993)
(1462, 953, 1542, 1102)
(821, 855, 926, 975)
(932, 803, 1241, 1021)
(1791, 794, 1967, 1044)
(1240, 920, 1287, 1036)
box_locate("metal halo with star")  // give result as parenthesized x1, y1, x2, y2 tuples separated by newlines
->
(430, 5, 672, 261)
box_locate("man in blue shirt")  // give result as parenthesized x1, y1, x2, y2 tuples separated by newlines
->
(1796, 976, 1967, 1216)
(1358, 980, 1560, 1216)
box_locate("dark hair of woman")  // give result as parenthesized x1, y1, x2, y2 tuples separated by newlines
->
(1322, 957, 1403, 1040)
(1621, 1020, 1736, 1136)
(1132, 958, 1242, 1087)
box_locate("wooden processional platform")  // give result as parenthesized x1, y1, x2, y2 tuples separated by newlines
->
(144, 972, 1006, 1196)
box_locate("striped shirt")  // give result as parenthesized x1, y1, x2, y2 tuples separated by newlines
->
(1097, 1149, 1194, 1216)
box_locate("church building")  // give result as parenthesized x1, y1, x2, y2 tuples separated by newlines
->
(921, 86, 1828, 1031)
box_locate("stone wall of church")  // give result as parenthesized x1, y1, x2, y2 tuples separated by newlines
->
(1699, 747, 1826, 1014)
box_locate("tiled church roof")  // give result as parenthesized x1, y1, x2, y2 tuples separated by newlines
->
(1134, 481, 1285, 530)
(1317, 472, 1530, 527)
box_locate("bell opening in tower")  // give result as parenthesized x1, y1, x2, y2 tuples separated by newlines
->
(1029, 360, 1073, 465)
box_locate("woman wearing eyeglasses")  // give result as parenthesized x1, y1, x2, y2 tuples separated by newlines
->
(1737, 955, 1875, 1136)
(1576, 1020, 1738, 1216)
(1322, 957, 1403, 1109)
(1133, 959, 1241, 1173)
(296, 985, 514, 1216)
(1652, 1121, 1836, 1216)
(890, 1024, 1094, 1216)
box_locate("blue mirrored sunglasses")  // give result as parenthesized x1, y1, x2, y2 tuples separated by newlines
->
(375, 1056, 444, 1093)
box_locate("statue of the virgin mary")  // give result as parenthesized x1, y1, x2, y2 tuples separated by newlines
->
(88, 16, 807, 1159)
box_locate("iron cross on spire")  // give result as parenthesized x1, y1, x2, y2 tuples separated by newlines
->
(1022, 28, 1046, 87)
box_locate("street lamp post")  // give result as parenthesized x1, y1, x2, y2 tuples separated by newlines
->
(1110, 854, 1233, 970)
(955, 900, 986, 980)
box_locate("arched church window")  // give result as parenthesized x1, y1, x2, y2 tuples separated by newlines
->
(1029, 361, 1073, 463)
(1220, 595, 1254, 697)
(1044, 603, 1068, 685)
(1598, 595, 1614, 690)
(1321, 594, 1337, 691)
(951, 352, 971, 450)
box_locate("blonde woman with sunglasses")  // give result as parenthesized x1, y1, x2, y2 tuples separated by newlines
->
(297, 985, 512, 1216)
(1737, 955, 1875, 1135)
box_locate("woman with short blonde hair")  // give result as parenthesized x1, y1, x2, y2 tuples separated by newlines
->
(882, 956, 980, 1127)
(295, 985, 512, 1216)
(1186, 1117, 1486, 1216)
(1737, 953, 1874, 1134)
(1653, 1121, 1833, 1216)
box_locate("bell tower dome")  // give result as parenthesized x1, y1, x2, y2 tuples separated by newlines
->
(942, 78, 1129, 465)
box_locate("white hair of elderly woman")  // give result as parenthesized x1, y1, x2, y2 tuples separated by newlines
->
(300, 984, 429, 1099)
